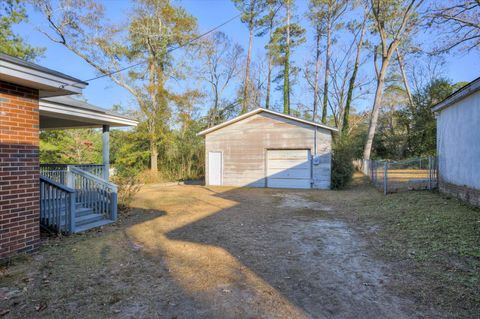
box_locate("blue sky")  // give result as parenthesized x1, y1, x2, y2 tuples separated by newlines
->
(14, 0, 480, 115)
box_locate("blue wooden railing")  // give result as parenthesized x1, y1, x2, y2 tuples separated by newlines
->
(39, 164, 117, 233)
(40, 176, 76, 234)
(40, 164, 105, 183)
(68, 166, 117, 222)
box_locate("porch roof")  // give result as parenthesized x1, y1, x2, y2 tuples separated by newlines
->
(0, 53, 87, 97)
(40, 95, 138, 129)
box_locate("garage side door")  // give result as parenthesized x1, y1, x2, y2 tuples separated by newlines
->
(266, 149, 311, 189)
(208, 151, 222, 186)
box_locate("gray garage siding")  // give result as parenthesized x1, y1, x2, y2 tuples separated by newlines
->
(204, 112, 332, 189)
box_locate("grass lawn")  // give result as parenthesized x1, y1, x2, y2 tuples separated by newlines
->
(0, 174, 478, 318)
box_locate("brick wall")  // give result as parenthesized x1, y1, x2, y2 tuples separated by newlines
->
(0, 80, 40, 259)
(439, 179, 480, 207)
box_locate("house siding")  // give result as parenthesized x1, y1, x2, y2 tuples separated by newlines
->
(0, 81, 40, 259)
(205, 112, 332, 189)
(436, 90, 480, 206)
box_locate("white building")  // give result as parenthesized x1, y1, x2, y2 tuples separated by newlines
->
(197, 108, 338, 189)
(432, 77, 480, 206)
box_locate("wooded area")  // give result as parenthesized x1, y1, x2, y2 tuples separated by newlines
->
(3, 0, 478, 181)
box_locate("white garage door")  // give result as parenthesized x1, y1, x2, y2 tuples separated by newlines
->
(266, 149, 311, 189)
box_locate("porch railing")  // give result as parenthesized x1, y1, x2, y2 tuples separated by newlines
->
(40, 164, 117, 233)
(68, 166, 118, 221)
(40, 176, 76, 234)
(40, 164, 105, 184)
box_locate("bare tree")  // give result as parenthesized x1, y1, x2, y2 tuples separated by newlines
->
(429, 0, 480, 54)
(395, 47, 414, 106)
(233, 0, 267, 113)
(342, 2, 368, 134)
(257, 0, 281, 109)
(309, 0, 348, 124)
(363, 0, 424, 160)
(198, 32, 244, 127)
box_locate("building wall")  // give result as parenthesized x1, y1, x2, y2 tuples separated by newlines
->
(437, 90, 480, 206)
(205, 112, 332, 189)
(0, 81, 40, 259)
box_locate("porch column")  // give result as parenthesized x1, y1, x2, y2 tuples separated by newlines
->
(102, 125, 110, 181)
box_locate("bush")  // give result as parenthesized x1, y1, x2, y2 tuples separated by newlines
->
(331, 137, 355, 189)
(111, 175, 142, 212)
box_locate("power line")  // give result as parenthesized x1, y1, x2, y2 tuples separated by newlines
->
(84, 13, 241, 82)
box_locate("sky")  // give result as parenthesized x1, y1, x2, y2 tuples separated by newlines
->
(13, 0, 480, 115)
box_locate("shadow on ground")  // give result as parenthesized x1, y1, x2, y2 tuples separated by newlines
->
(122, 183, 422, 319)
(2, 178, 462, 318)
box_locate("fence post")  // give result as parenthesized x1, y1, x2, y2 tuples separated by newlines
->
(428, 156, 432, 190)
(383, 162, 388, 195)
(111, 191, 118, 222)
(66, 165, 74, 189)
(69, 192, 76, 234)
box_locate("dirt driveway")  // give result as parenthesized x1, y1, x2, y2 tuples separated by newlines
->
(125, 184, 423, 319)
(2, 183, 438, 319)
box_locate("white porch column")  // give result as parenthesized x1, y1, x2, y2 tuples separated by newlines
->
(102, 125, 110, 181)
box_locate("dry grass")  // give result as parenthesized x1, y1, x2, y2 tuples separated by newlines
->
(306, 174, 480, 318)
(387, 168, 430, 182)
(0, 177, 478, 318)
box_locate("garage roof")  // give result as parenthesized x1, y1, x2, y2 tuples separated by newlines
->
(197, 108, 338, 136)
(431, 76, 480, 112)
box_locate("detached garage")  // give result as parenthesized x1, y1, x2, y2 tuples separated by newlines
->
(197, 108, 338, 189)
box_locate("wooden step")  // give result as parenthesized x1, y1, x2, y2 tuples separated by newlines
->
(75, 213, 103, 226)
(76, 207, 94, 217)
(74, 219, 114, 233)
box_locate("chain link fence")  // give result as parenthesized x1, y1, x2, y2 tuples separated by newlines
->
(358, 157, 437, 194)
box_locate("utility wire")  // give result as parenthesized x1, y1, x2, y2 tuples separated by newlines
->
(84, 13, 241, 82)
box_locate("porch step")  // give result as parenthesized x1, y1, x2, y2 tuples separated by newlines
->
(76, 207, 94, 217)
(74, 219, 114, 233)
(75, 213, 103, 226)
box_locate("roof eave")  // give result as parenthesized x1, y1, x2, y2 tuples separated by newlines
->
(39, 100, 138, 128)
(432, 77, 480, 113)
(0, 59, 87, 97)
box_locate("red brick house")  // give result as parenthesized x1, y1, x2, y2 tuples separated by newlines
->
(0, 53, 137, 259)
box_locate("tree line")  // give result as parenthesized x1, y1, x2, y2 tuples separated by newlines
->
(2, 0, 479, 180)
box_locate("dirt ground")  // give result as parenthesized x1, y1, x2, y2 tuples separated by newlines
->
(1, 176, 478, 318)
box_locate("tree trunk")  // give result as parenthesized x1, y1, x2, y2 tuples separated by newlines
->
(150, 138, 158, 172)
(313, 26, 321, 122)
(266, 14, 274, 110)
(266, 53, 272, 109)
(283, 0, 291, 114)
(242, 20, 254, 114)
(363, 59, 390, 160)
(322, 13, 331, 124)
(342, 16, 367, 135)
(396, 48, 414, 106)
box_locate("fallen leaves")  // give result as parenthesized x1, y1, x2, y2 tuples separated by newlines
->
(35, 303, 47, 312)
(0, 309, 10, 316)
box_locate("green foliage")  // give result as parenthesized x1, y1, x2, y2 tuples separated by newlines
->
(371, 78, 455, 159)
(0, 0, 45, 60)
(331, 136, 354, 189)
(110, 126, 150, 178)
(40, 129, 102, 164)
(110, 111, 205, 181)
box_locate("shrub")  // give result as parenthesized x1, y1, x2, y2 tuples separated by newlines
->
(331, 137, 355, 189)
(111, 175, 142, 212)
